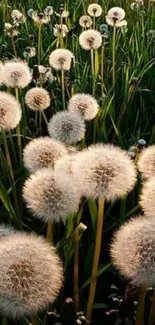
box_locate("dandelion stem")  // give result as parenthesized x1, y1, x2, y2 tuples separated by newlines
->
(85, 197, 105, 324)
(11, 36, 17, 58)
(1, 130, 14, 181)
(61, 69, 66, 110)
(74, 224, 79, 311)
(46, 220, 53, 243)
(91, 49, 95, 96)
(41, 111, 48, 126)
(101, 42, 105, 95)
(112, 24, 116, 87)
(93, 16, 95, 30)
(15, 88, 22, 166)
(31, 314, 39, 325)
(135, 285, 146, 325)
(38, 24, 42, 65)
(148, 289, 155, 325)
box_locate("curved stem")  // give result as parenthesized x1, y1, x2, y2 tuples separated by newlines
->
(85, 197, 105, 324)
(46, 220, 53, 243)
(148, 289, 155, 325)
(135, 285, 146, 325)
(74, 225, 79, 311)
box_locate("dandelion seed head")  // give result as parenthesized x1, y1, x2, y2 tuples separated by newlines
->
(3, 61, 32, 88)
(107, 7, 125, 21)
(0, 91, 22, 131)
(25, 87, 50, 111)
(11, 10, 26, 23)
(23, 137, 68, 173)
(110, 215, 155, 286)
(32, 12, 50, 24)
(54, 24, 69, 38)
(79, 15, 93, 28)
(0, 232, 63, 318)
(79, 29, 102, 50)
(87, 4, 102, 17)
(0, 62, 4, 85)
(139, 177, 155, 216)
(106, 17, 127, 27)
(49, 49, 74, 71)
(23, 168, 80, 223)
(68, 93, 99, 120)
(48, 111, 85, 144)
(44, 6, 53, 16)
(137, 145, 155, 179)
(73, 144, 137, 200)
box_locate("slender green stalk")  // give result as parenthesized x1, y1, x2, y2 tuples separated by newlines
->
(38, 24, 42, 65)
(74, 225, 79, 311)
(101, 43, 105, 95)
(46, 220, 53, 243)
(112, 24, 116, 87)
(85, 198, 105, 324)
(93, 16, 95, 30)
(91, 49, 95, 96)
(31, 314, 39, 325)
(135, 285, 146, 325)
(61, 69, 66, 110)
(41, 111, 48, 126)
(148, 289, 155, 325)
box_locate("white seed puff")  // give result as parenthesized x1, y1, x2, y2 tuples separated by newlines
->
(25, 87, 50, 111)
(0, 91, 22, 131)
(3, 61, 32, 88)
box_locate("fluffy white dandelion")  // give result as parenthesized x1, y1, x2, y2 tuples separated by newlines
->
(68, 93, 99, 120)
(106, 17, 127, 27)
(44, 6, 53, 16)
(0, 232, 63, 319)
(32, 12, 50, 24)
(49, 49, 74, 71)
(139, 177, 155, 216)
(3, 61, 32, 88)
(48, 111, 85, 144)
(0, 91, 22, 131)
(107, 7, 125, 21)
(137, 145, 155, 179)
(23, 136, 68, 173)
(23, 168, 80, 223)
(87, 4, 102, 17)
(73, 144, 137, 200)
(25, 87, 50, 111)
(54, 24, 69, 37)
(79, 29, 102, 50)
(11, 9, 26, 23)
(110, 215, 155, 286)
(79, 15, 93, 28)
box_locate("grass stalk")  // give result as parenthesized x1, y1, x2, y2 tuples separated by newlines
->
(74, 225, 79, 311)
(112, 24, 116, 87)
(91, 49, 95, 96)
(148, 289, 155, 325)
(135, 285, 146, 325)
(38, 24, 42, 65)
(15, 87, 22, 166)
(85, 197, 105, 324)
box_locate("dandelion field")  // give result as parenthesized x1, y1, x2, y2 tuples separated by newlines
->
(0, 0, 155, 325)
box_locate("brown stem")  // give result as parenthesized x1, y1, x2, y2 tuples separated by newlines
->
(46, 220, 53, 243)
(31, 314, 39, 325)
(148, 289, 155, 325)
(135, 285, 146, 325)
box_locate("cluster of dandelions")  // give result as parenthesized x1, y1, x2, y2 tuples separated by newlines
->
(0, 226, 63, 320)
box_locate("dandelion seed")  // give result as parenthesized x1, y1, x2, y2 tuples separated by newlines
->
(0, 232, 63, 318)
(79, 15, 93, 28)
(54, 24, 69, 38)
(11, 9, 26, 24)
(0, 91, 22, 131)
(68, 93, 99, 120)
(48, 111, 85, 144)
(23, 47, 36, 59)
(25, 87, 50, 111)
(87, 4, 102, 17)
(110, 215, 155, 286)
(139, 177, 155, 216)
(137, 145, 155, 179)
(49, 49, 74, 71)
(23, 137, 68, 173)
(79, 29, 102, 50)
(73, 144, 137, 200)
(3, 60, 32, 88)
(44, 6, 53, 16)
(23, 168, 80, 223)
